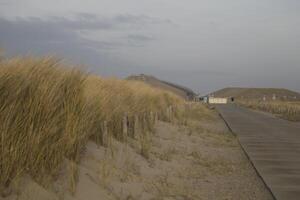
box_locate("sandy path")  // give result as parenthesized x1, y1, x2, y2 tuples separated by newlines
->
(70, 118, 273, 199)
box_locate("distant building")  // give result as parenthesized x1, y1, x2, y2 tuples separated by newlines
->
(196, 94, 208, 103)
(197, 95, 228, 104)
(208, 97, 228, 104)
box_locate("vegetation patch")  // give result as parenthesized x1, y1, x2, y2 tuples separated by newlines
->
(239, 100, 300, 121)
(0, 56, 183, 193)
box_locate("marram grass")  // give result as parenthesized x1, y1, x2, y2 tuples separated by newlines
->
(238, 100, 300, 121)
(0, 56, 183, 188)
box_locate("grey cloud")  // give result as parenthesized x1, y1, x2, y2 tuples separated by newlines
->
(75, 13, 99, 20)
(42, 13, 171, 31)
(0, 17, 109, 66)
(126, 34, 155, 47)
(127, 34, 155, 42)
(114, 14, 171, 25)
(0, 0, 10, 5)
(0, 14, 165, 78)
(0, 13, 163, 55)
(125, 34, 155, 47)
(11, 14, 150, 31)
(0, 17, 122, 73)
(0, 17, 100, 51)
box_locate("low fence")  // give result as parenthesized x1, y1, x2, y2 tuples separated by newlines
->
(98, 106, 177, 148)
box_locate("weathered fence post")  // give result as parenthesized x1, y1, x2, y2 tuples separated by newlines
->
(166, 107, 170, 122)
(150, 111, 154, 125)
(123, 114, 128, 142)
(169, 106, 173, 123)
(133, 115, 139, 140)
(166, 106, 173, 122)
(154, 112, 158, 123)
(143, 112, 147, 131)
(102, 121, 108, 147)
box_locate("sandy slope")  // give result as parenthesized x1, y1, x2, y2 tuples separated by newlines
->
(2, 115, 273, 200)
(127, 74, 194, 99)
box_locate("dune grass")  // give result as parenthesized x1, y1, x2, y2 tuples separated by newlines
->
(85, 75, 182, 141)
(238, 100, 300, 121)
(0, 56, 183, 190)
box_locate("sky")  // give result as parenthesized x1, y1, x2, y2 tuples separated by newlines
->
(0, 0, 299, 94)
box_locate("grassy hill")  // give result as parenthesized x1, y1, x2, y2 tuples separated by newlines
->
(212, 87, 300, 101)
(127, 74, 195, 100)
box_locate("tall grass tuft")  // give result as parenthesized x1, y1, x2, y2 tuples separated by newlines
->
(0, 57, 93, 187)
(0, 56, 183, 189)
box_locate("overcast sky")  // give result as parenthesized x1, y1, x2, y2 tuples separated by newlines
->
(0, 0, 299, 94)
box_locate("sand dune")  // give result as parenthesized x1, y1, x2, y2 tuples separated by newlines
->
(3, 106, 272, 200)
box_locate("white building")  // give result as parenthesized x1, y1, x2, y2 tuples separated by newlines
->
(208, 97, 228, 104)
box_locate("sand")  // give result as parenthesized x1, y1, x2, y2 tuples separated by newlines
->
(1, 114, 273, 200)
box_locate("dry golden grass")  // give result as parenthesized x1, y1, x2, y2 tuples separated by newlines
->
(0, 57, 91, 188)
(183, 103, 218, 121)
(85, 75, 182, 141)
(238, 100, 300, 121)
(0, 56, 183, 192)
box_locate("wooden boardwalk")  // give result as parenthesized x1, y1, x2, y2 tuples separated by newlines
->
(217, 104, 300, 200)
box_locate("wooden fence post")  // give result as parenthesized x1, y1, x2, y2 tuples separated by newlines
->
(170, 106, 173, 123)
(102, 121, 108, 147)
(150, 111, 154, 124)
(166, 106, 173, 122)
(133, 115, 139, 140)
(123, 114, 128, 142)
(142, 113, 146, 131)
(166, 107, 170, 122)
(154, 112, 158, 123)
